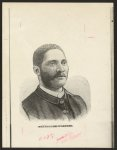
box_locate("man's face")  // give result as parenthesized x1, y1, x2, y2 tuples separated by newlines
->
(40, 49, 69, 90)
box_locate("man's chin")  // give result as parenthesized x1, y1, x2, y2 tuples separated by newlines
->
(41, 77, 67, 90)
(50, 79, 67, 89)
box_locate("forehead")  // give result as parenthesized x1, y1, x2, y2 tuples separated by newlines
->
(43, 49, 66, 61)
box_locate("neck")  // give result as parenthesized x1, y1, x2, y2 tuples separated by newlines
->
(40, 83, 63, 92)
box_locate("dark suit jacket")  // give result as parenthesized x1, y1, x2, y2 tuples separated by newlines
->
(22, 86, 87, 120)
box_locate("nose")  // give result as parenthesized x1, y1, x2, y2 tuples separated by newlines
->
(56, 63, 64, 72)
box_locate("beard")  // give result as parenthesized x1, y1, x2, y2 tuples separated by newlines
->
(40, 68, 68, 90)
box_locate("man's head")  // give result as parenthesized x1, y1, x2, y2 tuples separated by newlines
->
(33, 44, 69, 91)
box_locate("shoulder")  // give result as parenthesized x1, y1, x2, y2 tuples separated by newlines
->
(65, 89, 88, 115)
(22, 91, 36, 107)
(22, 91, 39, 116)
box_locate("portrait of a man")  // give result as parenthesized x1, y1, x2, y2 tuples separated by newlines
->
(22, 44, 87, 120)
(2, 3, 112, 148)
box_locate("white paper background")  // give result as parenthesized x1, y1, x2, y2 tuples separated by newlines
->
(3, 3, 113, 148)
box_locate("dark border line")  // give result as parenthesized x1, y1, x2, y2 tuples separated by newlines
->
(38, 125, 73, 128)
(2, 0, 115, 2)
(0, 2, 2, 149)
(114, 2, 117, 148)
(110, 5, 114, 148)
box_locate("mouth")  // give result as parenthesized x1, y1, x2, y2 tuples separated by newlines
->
(56, 74, 66, 77)
(56, 76, 66, 80)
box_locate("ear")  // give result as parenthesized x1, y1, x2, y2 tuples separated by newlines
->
(33, 66, 40, 76)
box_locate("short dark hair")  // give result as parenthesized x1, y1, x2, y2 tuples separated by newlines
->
(33, 44, 64, 66)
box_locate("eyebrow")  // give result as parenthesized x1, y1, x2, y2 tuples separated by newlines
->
(61, 59, 67, 62)
(48, 59, 67, 62)
(46, 59, 67, 64)
(47, 60, 58, 63)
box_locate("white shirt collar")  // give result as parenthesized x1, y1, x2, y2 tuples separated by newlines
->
(40, 85, 64, 98)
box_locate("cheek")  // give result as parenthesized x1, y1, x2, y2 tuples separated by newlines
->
(64, 66, 69, 73)
(42, 66, 57, 75)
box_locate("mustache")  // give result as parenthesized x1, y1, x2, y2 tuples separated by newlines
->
(53, 72, 67, 79)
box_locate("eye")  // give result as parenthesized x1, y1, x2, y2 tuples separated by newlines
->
(62, 60, 67, 65)
(48, 60, 57, 66)
(50, 62, 55, 65)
